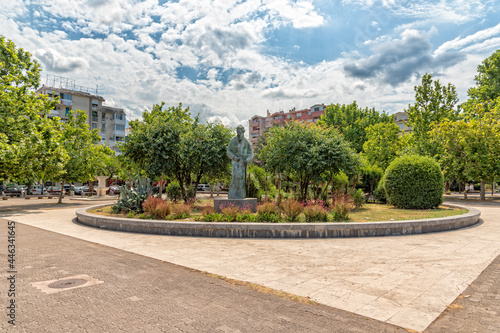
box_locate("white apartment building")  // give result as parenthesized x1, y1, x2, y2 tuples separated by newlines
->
(36, 79, 127, 153)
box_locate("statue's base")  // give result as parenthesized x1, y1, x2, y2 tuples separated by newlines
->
(214, 198, 257, 213)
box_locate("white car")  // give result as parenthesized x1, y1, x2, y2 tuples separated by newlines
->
(30, 187, 45, 195)
(197, 184, 211, 191)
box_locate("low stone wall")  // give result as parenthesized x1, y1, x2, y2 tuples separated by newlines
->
(76, 204, 481, 238)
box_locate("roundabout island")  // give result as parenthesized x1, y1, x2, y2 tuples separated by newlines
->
(76, 203, 480, 238)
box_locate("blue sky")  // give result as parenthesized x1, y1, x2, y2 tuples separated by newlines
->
(1, 0, 499, 127)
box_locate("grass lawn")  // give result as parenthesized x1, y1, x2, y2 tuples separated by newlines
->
(90, 201, 467, 223)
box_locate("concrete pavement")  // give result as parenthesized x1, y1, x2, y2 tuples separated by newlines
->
(1, 198, 499, 332)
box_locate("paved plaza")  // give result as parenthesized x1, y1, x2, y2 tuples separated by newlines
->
(0, 197, 499, 332)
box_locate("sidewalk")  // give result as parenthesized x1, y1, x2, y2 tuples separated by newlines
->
(1, 221, 406, 333)
(1, 198, 499, 332)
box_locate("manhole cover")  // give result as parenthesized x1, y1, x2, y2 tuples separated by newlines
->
(48, 278, 88, 289)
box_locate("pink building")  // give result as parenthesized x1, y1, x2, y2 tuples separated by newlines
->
(248, 104, 326, 146)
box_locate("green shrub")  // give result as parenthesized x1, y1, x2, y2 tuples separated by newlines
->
(384, 155, 444, 209)
(221, 205, 239, 222)
(171, 203, 191, 219)
(257, 202, 280, 222)
(203, 212, 224, 222)
(351, 188, 365, 208)
(166, 181, 183, 202)
(112, 174, 152, 214)
(280, 198, 303, 222)
(374, 176, 387, 204)
(304, 204, 328, 222)
(331, 192, 351, 221)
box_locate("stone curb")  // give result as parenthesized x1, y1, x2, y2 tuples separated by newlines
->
(76, 203, 480, 238)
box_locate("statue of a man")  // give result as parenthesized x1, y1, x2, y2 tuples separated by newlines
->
(227, 125, 254, 199)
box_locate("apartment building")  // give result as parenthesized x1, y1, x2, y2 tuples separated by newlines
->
(393, 111, 412, 134)
(249, 104, 326, 146)
(36, 79, 127, 153)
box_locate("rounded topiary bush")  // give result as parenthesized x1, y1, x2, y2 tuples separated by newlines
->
(384, 155, 444, 209)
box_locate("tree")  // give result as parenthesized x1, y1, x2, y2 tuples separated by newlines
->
(57, 109, 113, 203)
(467, 49, 500, 106)
(318, 101, 392, 153)
(363, 122, 400, 170)
(432, 99, 500, 201)
(122, 103, 233, 202)
(0, 35, 68, 185)
(259, 121, 358, 201)
(405, 73, 459, 156)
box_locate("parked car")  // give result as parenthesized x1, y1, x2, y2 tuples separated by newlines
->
(63, 184, 74, 193)
(108, 186, 120, 195)
(29, 186, 46, 195)
(46, 186, 66, 195)
(82, 186, 97, 196)
(73, 186, 83, 195)
(4, 187, 24, 197)
(197, 184, 211, 192)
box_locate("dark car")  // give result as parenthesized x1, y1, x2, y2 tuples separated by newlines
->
(4, 187, 24, 197)
(108, 186, 120, 195)
(46, 186, 66, 195)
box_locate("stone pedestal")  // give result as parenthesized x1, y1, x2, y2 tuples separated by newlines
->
(96, 176, 108, 197)
(214, 198, 257, 213)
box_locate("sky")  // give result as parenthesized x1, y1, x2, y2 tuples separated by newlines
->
(1, 0, 500, 128)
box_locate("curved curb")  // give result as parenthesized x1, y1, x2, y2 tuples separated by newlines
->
(76, 204, 481, 238)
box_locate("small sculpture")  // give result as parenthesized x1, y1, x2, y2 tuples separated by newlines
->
(226, 125, 254, 199)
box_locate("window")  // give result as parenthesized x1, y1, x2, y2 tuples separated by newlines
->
(252, 118, 259, 122)
(60, 93, 72, 100)
(65, 107, 71, 117)
(307, 111, 312, 115)
(398, 123, 405, 129)
(287, 114, 292, 119)
(296, 113, 302, 118)
(265, 118, 270, 122)
(253, 127, 260, 131)
(91, 123, 98, 129)
(314, 118, 318, 123)
(115, 124, 125, 131)
(274, 116, 281, 120)
(307, 119, 313, 123)
(101, 123, 106, 132)
(115, 136, 124, 142)
(115, 113, 124, 120)
(314, 107, 320, 112)
(92, 111, 98, 122)
(91, 99, 99, 108)
(251, 134, 258, 138)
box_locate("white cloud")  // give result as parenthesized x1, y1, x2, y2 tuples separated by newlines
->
(435, 23, 500, 55)
(343, 0, 493, 23)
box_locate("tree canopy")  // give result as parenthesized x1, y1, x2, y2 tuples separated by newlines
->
(121, 103, 233, 201)
(318, 101, 392, 153)
(0, 35, 68, 183)
(259, 121, 358, 201)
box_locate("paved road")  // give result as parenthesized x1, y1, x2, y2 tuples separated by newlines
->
(0, 198, 499, 332)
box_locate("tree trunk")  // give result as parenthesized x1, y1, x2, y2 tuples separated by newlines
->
(277, 173, 282, 206)
(216, 180, 220, 197)
(58, 178, 65, 204)
(265, 176, 268, 198)
(210, 183, 214, 198)
(444, 181, 450, 193)
(492, 180, 495, 196)
(158, 177, 163, 198)
(480, 180, 485, 201)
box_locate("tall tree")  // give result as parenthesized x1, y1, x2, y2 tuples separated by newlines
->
(318, 101, 392, 153)
(0, 35, 67, 184)
(405, 73, 459, 157)
(432, 99, 500, 201)
(363, 122, 400, 170)
(122, 103, 233, 202)
(467, 49, 500, 106)
(57, 109, 113, 203)
(259, 121, 358, 201)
